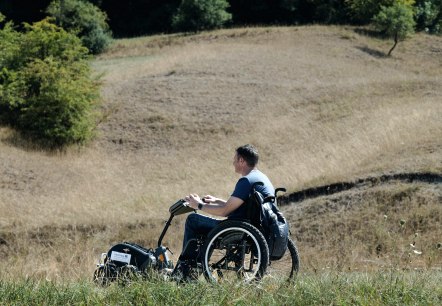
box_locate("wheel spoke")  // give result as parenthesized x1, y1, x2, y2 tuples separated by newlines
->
(203, 222, 269, 283)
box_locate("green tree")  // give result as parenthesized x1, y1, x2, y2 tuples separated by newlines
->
(373, 1, 416, 56)
(0, 18, 100, 147)
(46, 0, 112, 54)
(345, 0, 393, 23)
(172, 0, 232, 32)
(345, 0, 415, 23)
(0, 13, 21, 68)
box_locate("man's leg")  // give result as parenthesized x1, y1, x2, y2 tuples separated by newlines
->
(183, 213, 220, 250)
(173, 213, 221, 279)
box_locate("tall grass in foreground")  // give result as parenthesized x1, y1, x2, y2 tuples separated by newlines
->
(1, 272, 441, 305)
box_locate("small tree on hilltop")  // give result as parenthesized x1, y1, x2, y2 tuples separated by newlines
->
(372, 1, 416, 56)
(172, 0, 232, 32)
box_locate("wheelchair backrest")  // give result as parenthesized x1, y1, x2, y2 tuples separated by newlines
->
(245, 182, 273, 229)
(236, 182, 285, 229)
(246, 183, 290, 259)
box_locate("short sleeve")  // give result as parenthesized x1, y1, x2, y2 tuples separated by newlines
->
(231, 177, 251, 201)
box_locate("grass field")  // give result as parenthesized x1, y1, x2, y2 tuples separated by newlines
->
(0, 25, 441, 299)
(1, 272, 441, 305)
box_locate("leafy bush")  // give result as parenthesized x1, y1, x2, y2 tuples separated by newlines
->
(0, 14, 20, 67)
(345, 0, 391, 23)
(0, 14, 22, 122)
(415, 0, 442, 34)
(172, 0, 232, 32)
(46, 0, 112, 54)
(372, 1, 416, 55)
(345, 0, 414, 24)
(0, 18, 99, 147)
(306, 0, 349, 24)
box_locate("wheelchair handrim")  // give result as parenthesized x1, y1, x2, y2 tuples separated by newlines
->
(204, 226, 262, 282)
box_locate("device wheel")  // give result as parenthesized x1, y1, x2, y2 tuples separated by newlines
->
(117, 265, 140, 285)
(93, 263, 117, 286)
(202, 220, 269, 283)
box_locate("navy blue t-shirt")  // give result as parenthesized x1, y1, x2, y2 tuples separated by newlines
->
(228, 169, 275, 219)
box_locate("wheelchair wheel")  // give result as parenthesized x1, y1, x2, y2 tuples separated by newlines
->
(266, 238, 300, 281)
(202, 220, 269, 283)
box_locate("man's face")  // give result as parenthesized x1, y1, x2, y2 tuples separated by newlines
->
(233, 153, 244, 174)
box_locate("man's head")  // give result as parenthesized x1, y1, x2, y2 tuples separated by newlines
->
(233, 144, 259, 174)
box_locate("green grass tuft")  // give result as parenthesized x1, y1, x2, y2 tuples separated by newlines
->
(1, 272, 441, 305)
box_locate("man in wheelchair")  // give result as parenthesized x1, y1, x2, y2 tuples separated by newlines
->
(178, 144, 275, 279)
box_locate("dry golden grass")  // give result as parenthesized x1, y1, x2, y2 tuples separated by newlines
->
(283, 181, 442, 272)
(0, 25, 441, 281)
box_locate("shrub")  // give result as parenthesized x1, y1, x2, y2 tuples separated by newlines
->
(0, 13, 21, 67)
(0, 18, 99, 147)
(372, 1, 416, 56)
(345, 0, 415, 24)
(415, 0, 442, 34)
(172, 0, 232, 32)
(308, 0, 349, 24)
(0, 14, 22, 123)
(287, 0, 349, 24)
(46, 0, 112, 54)
(345, 0, 392, 23)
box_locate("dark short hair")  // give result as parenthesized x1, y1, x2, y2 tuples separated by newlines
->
(236, 144, 259, 167)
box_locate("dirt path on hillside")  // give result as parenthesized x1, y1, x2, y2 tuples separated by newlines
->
(279, 172, 442, 205)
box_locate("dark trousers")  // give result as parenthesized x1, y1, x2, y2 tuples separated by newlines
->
(182, 213, 221, 255)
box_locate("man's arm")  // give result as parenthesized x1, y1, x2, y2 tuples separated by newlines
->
(185, 194, 244, 217)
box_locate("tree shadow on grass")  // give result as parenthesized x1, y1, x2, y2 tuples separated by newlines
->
(0, 126, 68, 153)
(353, 27, 389, 58)
(354, 27, 384, 39)
(356, 46, 388, 58)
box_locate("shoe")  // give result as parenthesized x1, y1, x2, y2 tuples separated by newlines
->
(162, 268, 174, 275)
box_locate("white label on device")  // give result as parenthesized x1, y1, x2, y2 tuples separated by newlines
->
(110, 251, 131, 264)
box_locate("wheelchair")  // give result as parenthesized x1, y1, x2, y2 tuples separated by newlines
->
(175, 185, 300, 282)
(94, 185, 300, 284)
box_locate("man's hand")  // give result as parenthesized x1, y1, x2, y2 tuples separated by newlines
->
(201, 195, 218, 204)
(184, 194, 243, 217)
(184, 193, 203, 209)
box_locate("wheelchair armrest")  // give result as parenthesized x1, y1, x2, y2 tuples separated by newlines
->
(225, 217, 251, 223)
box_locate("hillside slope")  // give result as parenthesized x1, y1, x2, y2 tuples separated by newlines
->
(0, 26, 441, 280)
